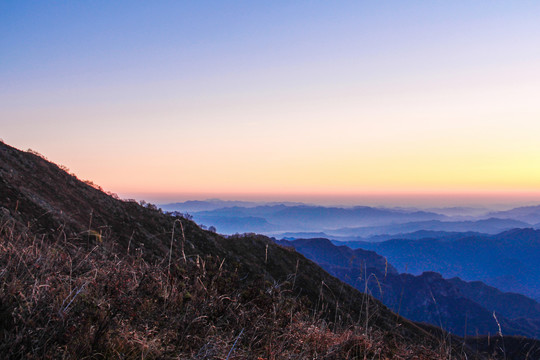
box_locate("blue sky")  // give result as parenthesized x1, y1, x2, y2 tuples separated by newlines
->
(2, 1, 540, 205)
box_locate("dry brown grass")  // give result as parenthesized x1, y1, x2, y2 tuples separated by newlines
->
(0, 215, 459, 359)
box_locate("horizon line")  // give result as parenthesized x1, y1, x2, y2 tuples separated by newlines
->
(117, 190, 540, 209)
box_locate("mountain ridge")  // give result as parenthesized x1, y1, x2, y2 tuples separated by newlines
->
(349, 230, 540, 301)
(279, 237, 540, 339)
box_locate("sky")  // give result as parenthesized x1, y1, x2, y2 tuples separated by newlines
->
(2, 1, 540, 206)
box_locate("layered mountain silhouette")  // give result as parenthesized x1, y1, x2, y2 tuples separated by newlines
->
(488, 205, 540, 224)
(175, 204, 450, 234)
(327, 218, 532, 237)
(277, 230, 489, 244)
(161, 199, 305, 213)
(343, 229, 540, 301)
(167, 201, 538, 238)
(279, 238, 540, 339)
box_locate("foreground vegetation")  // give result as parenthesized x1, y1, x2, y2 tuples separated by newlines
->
(1, 217, 447, 359)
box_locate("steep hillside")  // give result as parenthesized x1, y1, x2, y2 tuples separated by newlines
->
(0, 141, 497, 359)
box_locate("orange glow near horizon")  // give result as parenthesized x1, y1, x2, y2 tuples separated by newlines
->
(116, 190, 540, 208)
(69, 133, 540, 206)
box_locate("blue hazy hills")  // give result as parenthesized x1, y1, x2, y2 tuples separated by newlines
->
(340, 228, 540, 302)
(160, 200, 540, 237)
(278, 237, 540, 339)
(161, 199, 540, 337)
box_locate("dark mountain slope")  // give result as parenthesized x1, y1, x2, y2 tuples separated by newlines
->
(447, 278, 540, 322)
(0, 141, 493, 359)
(281, 238, 540, 340)
(276, 238, 397, 275)
(355, 231, 540, 301)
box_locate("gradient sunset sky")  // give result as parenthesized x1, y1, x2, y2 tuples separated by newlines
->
(2, 1, 540, 206)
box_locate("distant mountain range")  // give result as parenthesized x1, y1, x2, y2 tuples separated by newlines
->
(160, 200, 539, 237)
(187, 205, 448, 233)
(188, 215, 277, 234)
(340, 228, 540, 301)
(278, 238, 540, 339)
(277, 230, 489, 243)
(326, 218, 532, 237)
(160, 199, 306, 213)
(488, 205, 540, 225)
